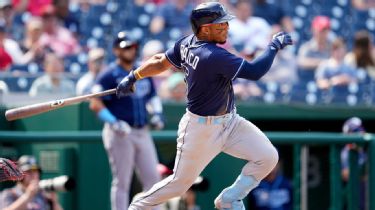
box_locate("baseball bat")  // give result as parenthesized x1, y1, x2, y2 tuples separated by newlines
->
(5, 88, 116, 121)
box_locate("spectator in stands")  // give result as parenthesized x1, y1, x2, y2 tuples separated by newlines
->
(247, 160, 293, 210)
(76, 47, 105, 95)
(0, 155, 64, 210)
(0, 0, 14, 33)
(141, 39, 170, 90)
(39, 5, 81, 57)
(260, 47, 297, 85)
(159, 72, 186, 102)
(53, 0, 80, 36)
(124, 0, 157, 31)
(228, 0, 271, 58)
(70, 0, 106, 5)
(252, 0, 294, 33)
(315, 37, 358, 90)
(0, 19, 40, 71)
(0, 20, 12, 71)
(29, 53, 75, 97)
(20, 17, 49, 65)
(344, 30, 375, 80)
(149, 0, 195, 36)
(12, 0, 52, 16)
(261, 27, 298, 85)
(341, 117, 367, 210)
(297, 15, 333, 82)
(351, 0, 375, 10)
(233, 79, 264, 101)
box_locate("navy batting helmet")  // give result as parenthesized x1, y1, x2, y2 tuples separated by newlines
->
(190, 2, 235, 34)
(113, 31, 139, 49)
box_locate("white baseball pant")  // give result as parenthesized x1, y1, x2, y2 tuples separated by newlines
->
(103, 124, 161, 210)
(128, 109, 278, 210)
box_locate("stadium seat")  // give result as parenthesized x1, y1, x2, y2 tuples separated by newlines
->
(329, 85, 358, 106)
(3, 76, 37, 92)
(10, 64, 28, 73)
(289, 80, 326, 105)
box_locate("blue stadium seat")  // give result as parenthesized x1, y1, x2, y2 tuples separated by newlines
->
(4, 76, 37, 92)
(289, 80, 327, 105)
(297, 68, 315, 83)
(261, 81, 287, 104)
(289, 81, 308, 103)
(10, 64, 28, 73)
(329, 85, 356, 105)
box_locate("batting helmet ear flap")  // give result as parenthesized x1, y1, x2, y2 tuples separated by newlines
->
(190, 2, 235, 34)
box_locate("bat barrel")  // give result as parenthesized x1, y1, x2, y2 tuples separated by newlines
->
(5, 102, 55, 121)
(4, 88, 117, 121)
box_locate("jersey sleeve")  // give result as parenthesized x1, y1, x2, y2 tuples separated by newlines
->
(165, 37, 186, 69)
(93, 70, 115, 101)
(211, 48, 244, 80)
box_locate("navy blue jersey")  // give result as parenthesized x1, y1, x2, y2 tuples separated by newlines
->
(95, 62, 157, 127)
(166, 35, 244, 116)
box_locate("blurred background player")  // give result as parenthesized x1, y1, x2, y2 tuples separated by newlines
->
(89, 31, 164, 210)
(0, 155, 64, 210)
(341, 117, 367, 210)
(247, 160, 293, 210)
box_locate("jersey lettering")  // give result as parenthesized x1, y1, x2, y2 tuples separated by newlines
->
(180, 45, 199, 69)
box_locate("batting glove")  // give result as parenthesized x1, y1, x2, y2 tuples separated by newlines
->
(150, 113, 165, 130)
(269, 31, 293, 50)
(116, 71, 137, 98)
(111, 120, 132, 136)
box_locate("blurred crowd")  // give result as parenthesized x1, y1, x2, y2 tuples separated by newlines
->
(1, 0, 375, 106)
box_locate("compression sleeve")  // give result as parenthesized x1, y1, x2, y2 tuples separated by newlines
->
(98, 108, 117, 124)
(237, 48, 278, 80)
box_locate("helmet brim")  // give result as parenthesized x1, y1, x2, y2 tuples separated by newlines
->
(213, 13, 235, 24)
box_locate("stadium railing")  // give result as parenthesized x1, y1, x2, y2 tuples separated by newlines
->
(0, 131, 373, 210)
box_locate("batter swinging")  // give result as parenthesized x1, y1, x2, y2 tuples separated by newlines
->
(116, 2, 293, 210)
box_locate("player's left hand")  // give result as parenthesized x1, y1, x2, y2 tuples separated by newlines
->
(111, 120, 132, 136)
(150, 113, 165, 130)
(269, 31, 293, 50)
(116, 71, 137, 98)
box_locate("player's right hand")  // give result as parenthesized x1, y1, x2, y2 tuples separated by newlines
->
(111, 120, 132, 136)
(269, 31, 293, 50)
(116, 71, 137, 98)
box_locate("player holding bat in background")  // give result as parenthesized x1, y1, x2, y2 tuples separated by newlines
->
(90, 31, 164, 210)
(116, 2, 293, 210)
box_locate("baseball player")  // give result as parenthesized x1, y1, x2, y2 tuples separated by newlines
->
(89, 31, 164, 210)
(116, 2, 293, 210)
